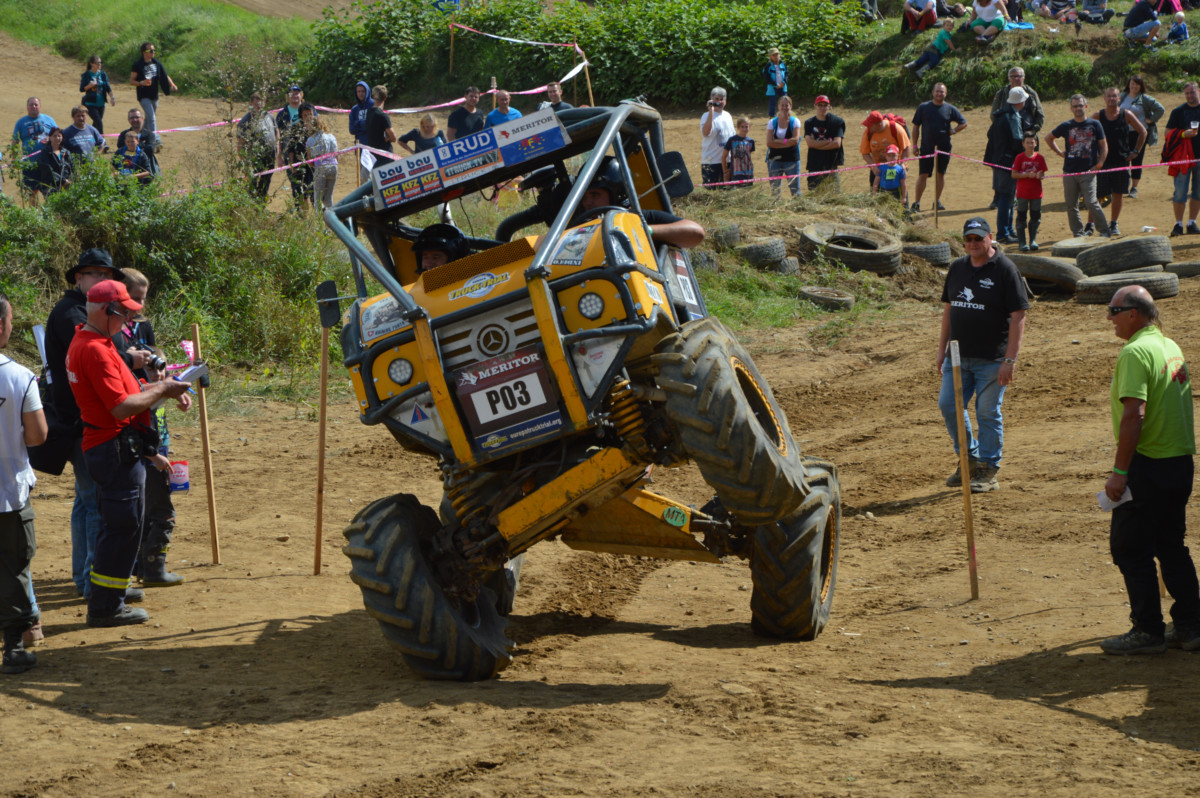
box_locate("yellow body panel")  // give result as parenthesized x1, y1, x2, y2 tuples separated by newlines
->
(413, 316, 474, 464)
(496, 447, 648, 552)
(562, 486, 719, 561)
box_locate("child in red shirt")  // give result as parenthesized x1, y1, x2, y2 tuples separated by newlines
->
(1012, 133, 1048, 251)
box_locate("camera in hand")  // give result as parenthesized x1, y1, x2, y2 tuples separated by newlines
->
(133, 342, 167, 371)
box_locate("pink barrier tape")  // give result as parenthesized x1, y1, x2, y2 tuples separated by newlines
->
(703, 148, 1200, 188)
(155, 145, 362, 197)
(449, 21, 586, 57)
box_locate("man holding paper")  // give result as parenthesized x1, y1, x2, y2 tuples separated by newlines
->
(1101, 284, 1200, 655)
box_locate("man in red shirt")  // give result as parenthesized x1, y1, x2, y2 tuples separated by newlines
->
(66, 280, 191, 627)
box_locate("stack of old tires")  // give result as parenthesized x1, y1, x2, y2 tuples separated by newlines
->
(1011, 235, 1182, 303)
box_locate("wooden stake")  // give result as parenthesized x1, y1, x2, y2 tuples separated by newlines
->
(490, 75, 497, 110)
(933, 149, 940, 229)
(191, 323, 221, 564)
(449, 22, 456, 76)
(314, 325, 330, 576)
(579, 48, 595, 107)
(572, 46, 578, 106)
(950, 340, 979, 599)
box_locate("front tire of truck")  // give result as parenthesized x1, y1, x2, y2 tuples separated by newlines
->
(343, 494, 514, 680)
(654, 317, 807, 526)
(750, 457, 840, 640)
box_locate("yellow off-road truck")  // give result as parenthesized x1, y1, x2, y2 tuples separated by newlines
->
(323, 100, 839, 680)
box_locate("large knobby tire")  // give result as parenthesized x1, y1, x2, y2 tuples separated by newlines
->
(654, 317, 807, 526)
(750, 457, 840, 640)
(1074, 235, 1173, 277)
(800, 223, 903, 275)
(1007, 253, 1085, 292)
(343, 494, 513, 680)
(901, 241, 953, 267)
(738, 237, 788, 268)
(1074, 272, 1180, 304)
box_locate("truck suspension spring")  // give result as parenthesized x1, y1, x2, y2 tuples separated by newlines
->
(608, 379, 649, 457)
(447, 478, 488, 529)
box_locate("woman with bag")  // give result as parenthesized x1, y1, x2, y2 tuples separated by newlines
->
(766, 95, 801, 198)
(79, 55, 115, 134)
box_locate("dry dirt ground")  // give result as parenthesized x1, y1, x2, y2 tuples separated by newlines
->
(6, 30, 1200, 798)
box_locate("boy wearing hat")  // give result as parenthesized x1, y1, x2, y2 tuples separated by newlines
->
(873, 145, 908, 206)
(935, 217, 1029, 493)
(66, 280, 192, 627)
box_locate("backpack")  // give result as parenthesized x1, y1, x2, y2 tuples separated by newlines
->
(881, 112, 910, 142)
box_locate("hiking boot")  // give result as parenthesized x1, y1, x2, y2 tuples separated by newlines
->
(910, 201, 921, 212)
(1082, 223, 1094, 237)
(1109, 221, 1121, 236)
(947, 457, 981, 487)
(1029, 240, 1040, 251)
(915, 65, 930, 77)
(903, 60, 917, 71)
(1166, 622, 1200, 651)
(1172, 222, 1185, 237)
(1103, 7, 1115, 20)
(936, 200, 947, 211)
(22, 621, 44, 648)
(1019, 244, 1031, 252)
(1100, 627, 1166, 655)
(86, 605, 150, 628)
(125, 587, 145, 603)
(1128, 187, 1138, 198)
(988, 200, 998, 210)
(2, 628, 37, 674)
(1189, 221, 1200, 235)
(141, 554, 185, 588)
(970, 463, 1000, 493)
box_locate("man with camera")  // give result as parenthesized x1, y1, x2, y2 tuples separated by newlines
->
(66, 280, 191, 627)
(700, 87, 736, 189)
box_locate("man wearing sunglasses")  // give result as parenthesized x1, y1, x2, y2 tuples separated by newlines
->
(65, 280, 192, 628)
(1100, 285, 1200, 655)
(935, 216, 1029, 493)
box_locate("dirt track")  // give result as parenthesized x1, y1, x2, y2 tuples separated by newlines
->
(5, 31, 1200, 798)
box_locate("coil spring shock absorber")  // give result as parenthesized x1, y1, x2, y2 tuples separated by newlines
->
(446, 475, 488, 530)
(608, 379, 650, 458)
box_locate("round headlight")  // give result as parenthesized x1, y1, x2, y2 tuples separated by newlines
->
(578, 292, 605, 320)
(387, 358, 414, 385)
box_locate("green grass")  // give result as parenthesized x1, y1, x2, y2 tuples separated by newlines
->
(0, 0, 312, 100)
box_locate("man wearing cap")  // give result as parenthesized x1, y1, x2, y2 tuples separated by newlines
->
(859, 110, 911, 192)
(803, 96, 845, 191)
(66, 280, 191, 627)
(985, 86, 1036, 244)
(911, 83, 967, 213)
(1045, 94, 1109, 238)
(275, 87, 317, 209)
(936, 217, 1029, 492)
(989, 68, 1044, 209)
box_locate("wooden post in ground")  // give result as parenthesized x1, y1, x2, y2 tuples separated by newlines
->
(313, 281, 341, 576)
(449, 22, 456, 76)
(949, 340, 979, 600)
(191, 323, 221, 565)
(579, 48, 595, 107)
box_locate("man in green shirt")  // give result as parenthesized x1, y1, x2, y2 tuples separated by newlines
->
(1101, 285, 1200, 654)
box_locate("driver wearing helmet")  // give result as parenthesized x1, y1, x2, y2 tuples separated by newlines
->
(412, 223, 469, 273)
(577, 157, 705, 249)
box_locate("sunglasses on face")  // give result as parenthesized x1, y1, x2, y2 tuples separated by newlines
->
(1107, 305, 1136, 315)
(963, 235, 986, 243)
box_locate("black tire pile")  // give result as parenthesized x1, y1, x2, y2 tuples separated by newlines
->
(1014, 235, 1182, 303)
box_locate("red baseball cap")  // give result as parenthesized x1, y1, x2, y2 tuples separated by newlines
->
(87, 279, 143, 312)
(886, 144, 900, 154)
(863, 110, 884, 127)
(815, 95, 831, 105)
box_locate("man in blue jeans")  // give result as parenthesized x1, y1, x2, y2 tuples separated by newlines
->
(1166, 81, 1200, 237)
(936, 217, 1029, 492)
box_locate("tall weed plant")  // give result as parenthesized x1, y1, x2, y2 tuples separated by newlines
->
(307, 0, 862, 107)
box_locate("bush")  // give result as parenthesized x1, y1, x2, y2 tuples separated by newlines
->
(306, 0, 863, 108)
(0, 158, 354, 368)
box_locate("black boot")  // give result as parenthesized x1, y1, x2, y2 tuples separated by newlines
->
(142, 553, 184, 587)
(2, 626, 37, 674)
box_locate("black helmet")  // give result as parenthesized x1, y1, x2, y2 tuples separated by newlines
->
(589, 156, 627, 207)
(412, 224, 468, 269)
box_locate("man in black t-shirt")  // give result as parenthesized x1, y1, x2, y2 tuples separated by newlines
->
(447, 86, 485, 140)
(910, 83, 967, 212)
(117, 108, 159, 177)
(361, 85, 397, 184)
(802, 95, 845, 191)
(536, 81, 575, 114)
(1166, 82, 1200, 237)
(1045, 94, 1109, 237)
(275, 88, 317, 208)
(936, 216, 1029, 493)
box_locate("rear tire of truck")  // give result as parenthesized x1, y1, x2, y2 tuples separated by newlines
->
(654, 318, 807, 526)
(750, 457, 840, 640)
(343, 494, 513, 680)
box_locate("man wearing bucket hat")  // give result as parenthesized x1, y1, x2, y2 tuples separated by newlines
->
(66, 280, 191, 627)
(45, 249, 125, 598)
(935, 217, 1028, 493)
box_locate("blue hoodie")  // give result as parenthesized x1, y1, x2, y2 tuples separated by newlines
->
(349, 81, 374, 145)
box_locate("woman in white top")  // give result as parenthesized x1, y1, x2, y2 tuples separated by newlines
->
(969, 0, 1010, 41)
(766, 95, 801, 198)
(305, 117, 340, 214)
